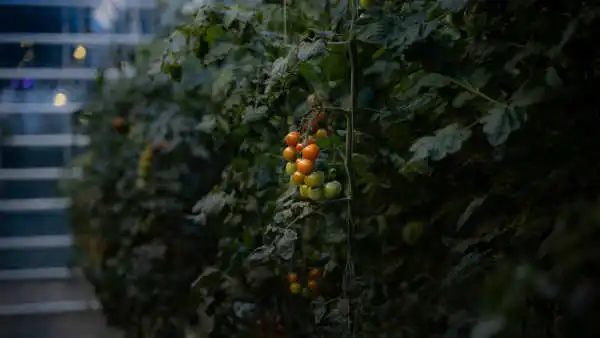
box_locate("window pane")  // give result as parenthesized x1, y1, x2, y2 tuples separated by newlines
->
(0, 180, 63, 199)
(1, 146, 85, 168)
(0, 5, 155, 34)
(0, 210, 70, 237)
(2, 114, 72, 135)
(0, 43, 136, 68)
(0, 79, 95, 103)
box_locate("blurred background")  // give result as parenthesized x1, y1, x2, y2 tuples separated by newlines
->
(0, 1, 155, 337)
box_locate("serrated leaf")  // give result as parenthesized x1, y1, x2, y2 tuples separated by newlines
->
(274, 229, 297, 260)
(212, 66, 235, 99)
(480, 105, 527, 146)
(410, 123, 472, 161)
(297, 40, 328, 61)
(242, 106, 268, 123)
(357, 22, 386, 45)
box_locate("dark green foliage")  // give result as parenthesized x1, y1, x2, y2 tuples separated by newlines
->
(67, 1, 600, 337)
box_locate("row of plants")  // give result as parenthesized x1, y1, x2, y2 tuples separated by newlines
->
(68, 0, 600, 337)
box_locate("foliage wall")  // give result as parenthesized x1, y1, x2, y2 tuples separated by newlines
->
(68, 0, 600, 337)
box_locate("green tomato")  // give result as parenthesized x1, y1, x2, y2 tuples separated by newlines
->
(304, 171, 324, 188)
(308, 187, 324, 201)
(299, 185, 310, 198)
(360, 0, 372, 8)
(285, 162, 297, 175)
(324, 181, 342, 199)
(402, 221, 425, 246)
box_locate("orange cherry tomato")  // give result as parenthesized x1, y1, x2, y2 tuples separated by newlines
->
(283, 146, 297, 162)
(112, 117, 125, 129)
(302, 144, 320, 161)
(288, 272, 298, 283)
(308, 280, 317, 290)
(296, 159, 314, 175)
(308, 268, 320, 278)
(295, 143, 304, 152)
(291, 171, 305, 185)
(285, 131, 300, 146)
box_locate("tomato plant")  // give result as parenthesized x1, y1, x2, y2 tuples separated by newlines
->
(67, 0, 600, 337)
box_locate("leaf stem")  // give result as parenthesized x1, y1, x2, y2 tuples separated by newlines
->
(447, 77, 503, 106)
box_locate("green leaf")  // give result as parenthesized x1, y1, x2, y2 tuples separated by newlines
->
(312, 297, 327, 324)
(545, 67, 563, 88)
(212, 66, 235, 100)
(457, 196, 487, 231)
(204, 25, 225, 45)
(242, 106, 268, 123)
(510, 86, 546, 107)
(409, 123, 472, 161)
(439, 0, 469, 12)
(297, 40, 328, 61)
(452, 91, 475, 108)
(480, 105, 527, 146)
(274, 229, 298, 260)
(191, 267, 222, 290)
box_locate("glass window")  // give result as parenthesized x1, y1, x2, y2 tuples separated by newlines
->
(0, 5, 155, 34)
(0, 79, 96, 103)
(0, 180, 62, 199)
(2, 114, 72, 135)
(0, 210, 70, 237)
(1, 146, 85, 168)
(0, 43, 137, 68)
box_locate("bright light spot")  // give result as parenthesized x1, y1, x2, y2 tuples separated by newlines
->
(54, 93, 68, 107)
(73, 45, 87, 60)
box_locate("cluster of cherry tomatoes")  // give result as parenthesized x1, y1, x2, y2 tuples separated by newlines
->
(287, 268, 321, 295)
(282, 98, 342, 200)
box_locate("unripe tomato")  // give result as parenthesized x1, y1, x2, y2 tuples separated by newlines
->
(324, 181, 342, 199)
(360, 0, 372, 8)
(296, 159, 314, 175)
(402, 221, 425, 246)
(283, 146, 297, 162)
(302, 144, 320, 161)
(285, 162, 296, 175)
(288, 272, 298, 283)
(315, 128, 328, 139)
(308, 187, 324, 201)
(304, 171, 324, 188)
(285, 131, 300, 146)
(289, 282, 302, 294)
(308, 280, 318, 290)
(291, 171, 305, 185)
(295, 143, 304, 152)
(299, 185, 310, 198)
(308, 268, 321, 278)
